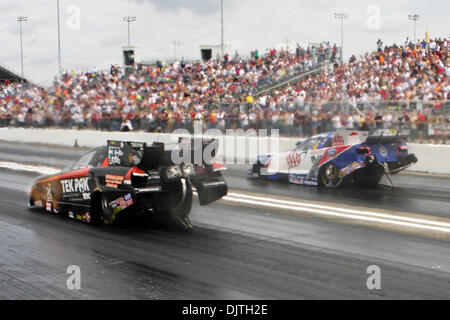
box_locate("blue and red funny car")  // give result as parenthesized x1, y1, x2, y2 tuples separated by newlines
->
(249, 129, 417, 187)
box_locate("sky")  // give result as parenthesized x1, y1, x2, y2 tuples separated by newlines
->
(0, 0, 448, 86)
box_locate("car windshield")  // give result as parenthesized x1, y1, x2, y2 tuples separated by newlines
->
(71, 151, 96, 170)
(296, 136, 327, 151)
(89, 147, 107, 167)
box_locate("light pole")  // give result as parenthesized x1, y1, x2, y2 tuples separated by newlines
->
(334, 12, 349, 63)
(408, 14, 420, 43)
(56, 0, 61, 78)
(123, 16, 136, 46)
(17, 16, 27, 78)
(220, 0, 224, 58)
(172, 40, 181, 61)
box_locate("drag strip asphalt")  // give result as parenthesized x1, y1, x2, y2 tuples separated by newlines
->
(0, 142, 449, 299)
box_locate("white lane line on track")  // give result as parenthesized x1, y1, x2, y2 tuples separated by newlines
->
(4, 161, 449, 233)
(194, 191, 450, 233)
(226, 192, 450, 228)
(0, 161, 60, 175)
(221, 195, 450, 233)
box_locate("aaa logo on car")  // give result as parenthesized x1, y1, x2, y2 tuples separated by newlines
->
(286, 152, 301, 168)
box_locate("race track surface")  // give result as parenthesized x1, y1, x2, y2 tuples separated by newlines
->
(0, 141, 449, 299)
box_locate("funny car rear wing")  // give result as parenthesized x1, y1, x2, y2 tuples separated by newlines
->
(176, 137, 219, 165)
(107, 140, 146, 167)
(365, 129, 410, 144)
(331, 129, 410, 147)
(107, 138, 220, 168)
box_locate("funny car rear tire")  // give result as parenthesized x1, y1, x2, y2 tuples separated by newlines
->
(320, 162, 343, 188)
(99, 193, 120, 225)
(155, 179, 193, 231)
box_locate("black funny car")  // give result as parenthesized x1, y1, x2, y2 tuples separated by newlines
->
(29, 139, 228, 230)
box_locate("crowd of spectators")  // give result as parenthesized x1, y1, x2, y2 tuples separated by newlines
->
(1, 38, 449, 143)
(0, 42, 333, 130)
(249, 37, 450, 142)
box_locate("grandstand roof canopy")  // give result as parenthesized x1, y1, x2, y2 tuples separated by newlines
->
(0, 64, 25, 83)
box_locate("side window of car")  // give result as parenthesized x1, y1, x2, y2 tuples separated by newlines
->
(89, 147, 107, 167)
(72, 151, 96, 169)
(322, 137, 332, 148)
(296, 140, 308, 151)
(298, 137, 322, 151)
(310, 137, 323, 150)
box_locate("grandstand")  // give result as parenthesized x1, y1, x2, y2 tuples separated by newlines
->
(0, 64, 26, 83)
(1, 38, 449, 143)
